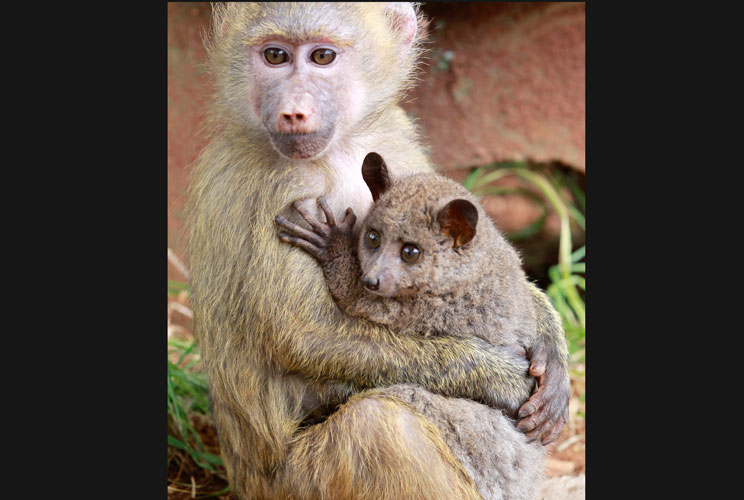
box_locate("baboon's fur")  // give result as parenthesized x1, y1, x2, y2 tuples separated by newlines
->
(187, 3, 572, 499)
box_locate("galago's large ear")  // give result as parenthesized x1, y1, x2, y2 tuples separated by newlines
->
(438, 199, 478, 249)
(361, 152, 392, 202)
(384, 2, 419, 48)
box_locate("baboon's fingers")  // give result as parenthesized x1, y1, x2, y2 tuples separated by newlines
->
(276, 216, 327, 248)
(517, 403, 550, 437)
(317, 197, 336, 226)
(540, 413, 567, 445)
(517, 382, 544, 419)
(529, 360, 546, 378)
(293, 202, 329, 235)
(523, 427, 542, 444)
(278, 232, 323, 259)
(517, 403, 535, 419)
(519, 385, 569, 445)
(528, 343, 549, 377)
(517, 401, 544, 431)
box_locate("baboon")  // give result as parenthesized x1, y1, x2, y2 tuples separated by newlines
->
(187, 3, 571, 499)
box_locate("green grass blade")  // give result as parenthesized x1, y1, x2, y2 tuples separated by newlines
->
(568, 205, 585, 230)
(176, 340, 198, 366)
(167, 364, 184, 434)
(571, 246, 585, 263)
(463, 167, 485, 191)
(168, 280, 189, 296)
(198, 486, 232, 499)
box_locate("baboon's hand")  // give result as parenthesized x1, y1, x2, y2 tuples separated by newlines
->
(480, 344, 534, 419)
(516, 342, 570, 445)
(276, 197, 357, 265)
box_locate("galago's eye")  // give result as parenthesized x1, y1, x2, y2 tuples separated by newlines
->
(311, 48, 336, 65)
(264, 47, 288, 65)
(366, 230, 381, 249)
(401, 244, 421, 263)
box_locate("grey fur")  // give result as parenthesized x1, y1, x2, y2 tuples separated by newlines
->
(281, 168, 564, 499)
(350, 173, 544, 499)
(351, 173, 538, 353)
(380, 384, 546, 500)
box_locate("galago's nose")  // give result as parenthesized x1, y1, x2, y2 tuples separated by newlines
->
(362, 276, 379, 291)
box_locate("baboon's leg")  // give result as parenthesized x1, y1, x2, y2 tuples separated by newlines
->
(280, 390, 483, 500)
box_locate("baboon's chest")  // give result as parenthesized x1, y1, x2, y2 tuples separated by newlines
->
(296, 144, 375, 229)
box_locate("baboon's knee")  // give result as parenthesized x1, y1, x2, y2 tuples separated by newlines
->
(283, 392, 481, 500)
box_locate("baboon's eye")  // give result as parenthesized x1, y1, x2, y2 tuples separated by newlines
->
(311, 48, 336, 65)
(366, 230, 381, 249)
(401, 244, 421, 263)
(264, 47, 288, 65)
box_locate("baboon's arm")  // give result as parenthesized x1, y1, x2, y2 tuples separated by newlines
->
(277, 314, 534, 418)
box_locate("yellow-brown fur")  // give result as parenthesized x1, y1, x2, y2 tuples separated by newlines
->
(187, 3, 570, 499)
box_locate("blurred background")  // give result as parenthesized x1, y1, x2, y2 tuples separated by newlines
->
(168, 3, 585, 498)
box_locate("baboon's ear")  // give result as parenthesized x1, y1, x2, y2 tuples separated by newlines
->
(384, 2, 419, 48)
(362, 152, 392, 202)
(438, 199, 478, 249)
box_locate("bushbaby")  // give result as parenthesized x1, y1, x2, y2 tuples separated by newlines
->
(276, 152, 541, 417)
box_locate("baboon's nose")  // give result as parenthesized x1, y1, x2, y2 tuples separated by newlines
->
(276, 93, 317, 133)
(281, 112, 307, 125)
(362, 276, 379, 291)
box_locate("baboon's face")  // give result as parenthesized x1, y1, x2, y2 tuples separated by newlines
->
(213, 3, 420, 161)
(251, 40, 365, 160)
